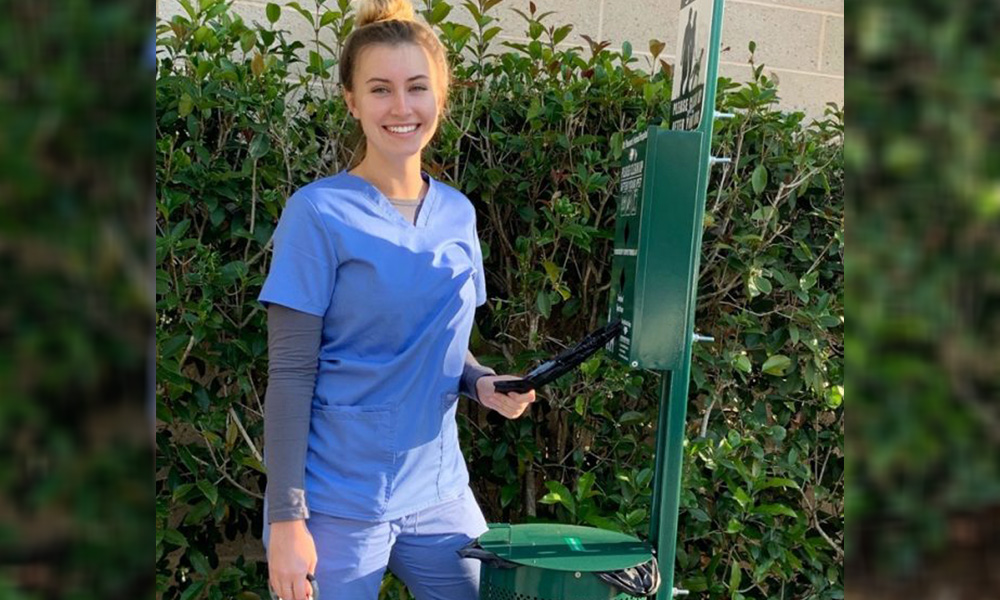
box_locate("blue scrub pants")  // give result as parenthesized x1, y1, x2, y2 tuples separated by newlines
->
(266, 487, 489, 600)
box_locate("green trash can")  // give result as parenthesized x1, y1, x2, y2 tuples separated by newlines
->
(462, 523, 660, 600)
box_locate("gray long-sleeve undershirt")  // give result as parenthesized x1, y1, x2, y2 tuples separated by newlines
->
(263, 303, 496, 523)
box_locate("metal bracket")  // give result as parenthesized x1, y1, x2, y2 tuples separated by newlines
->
(692, 332, 715, 343)
(708, 156, 731, 166)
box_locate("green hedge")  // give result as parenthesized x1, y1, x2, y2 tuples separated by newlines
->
(155, 1, 843, 598)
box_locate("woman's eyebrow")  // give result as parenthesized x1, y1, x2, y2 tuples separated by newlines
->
(365, 75, 430, 83)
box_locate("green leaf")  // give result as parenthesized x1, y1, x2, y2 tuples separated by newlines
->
(170, 218, 191, 240)
(536, 290, 551, 318)
(752, 275, 772, 295)
(728, 563, 743, 595)
(286, 2, 315, 26)
(542, 480, 576, 514)
(163, 528, 188, 547)
(428, 2, 452, 25)
(180, 581, 206, 600)
(733, 486, 751, 509)
(240, 31, 256, 53)
(751, 163, 768, 194)
(725, 517, 743, 533)
(160, 334, 190, 358)
(265, 2, 280, 23)
(172, 483, 196, 502)
(542, 260, 560, 284)
(585, 514, 621, 532)
(751, 503, 798, 518)
(761, 354, 792, 376)
(320, 10, 339, 27)
(635, 467, 653, 488)
(178, 0, 197, 19)
(800, 270, 819, 290)
(577, 471, 596, 499)
(239, 455, 267, 473)
(618, 410, 645, 425)
(734, 354, 751, 373)
(197, 479, 218, 505)
(552, 24, 573, 45)
(760, 477, 800, 490)
(178, 93, 194, 118)
(625, 508, 647, 526)
(500, 482, 518, 508)
(189, 547, 212, 575)
(248, 133, 271, 159)
(826, 384, 844, 409)
(688, 507, 710, 522)
(818, 314, 842, 328)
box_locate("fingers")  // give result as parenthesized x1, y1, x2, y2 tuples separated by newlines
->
(270, 573, 312, 600)
(484, 389, 536, 419)
(292, 575, 312, 600)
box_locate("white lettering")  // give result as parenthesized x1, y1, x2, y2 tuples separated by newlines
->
(624, 130, 648, 149)
(621, 160, 644, 179)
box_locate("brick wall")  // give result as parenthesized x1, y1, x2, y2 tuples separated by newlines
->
(158, 0, 843, 121)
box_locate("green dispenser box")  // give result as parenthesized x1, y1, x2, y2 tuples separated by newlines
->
(607, 126, 707, 372)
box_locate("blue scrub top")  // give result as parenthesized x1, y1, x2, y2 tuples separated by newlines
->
(259, 171, 487, 521)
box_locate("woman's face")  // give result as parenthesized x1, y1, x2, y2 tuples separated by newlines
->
(345, 43, 442, 163)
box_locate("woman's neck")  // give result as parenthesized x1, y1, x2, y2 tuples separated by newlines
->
(349, 153, 426, 200)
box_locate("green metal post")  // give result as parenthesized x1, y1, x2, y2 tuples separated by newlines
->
(648, 0, 726, 598)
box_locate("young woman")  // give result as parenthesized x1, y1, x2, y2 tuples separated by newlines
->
(258, 1, 536, 599)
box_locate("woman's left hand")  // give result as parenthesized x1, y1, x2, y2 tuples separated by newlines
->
(475, 375, 536, 419)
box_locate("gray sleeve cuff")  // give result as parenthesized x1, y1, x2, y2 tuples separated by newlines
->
(460, 352, 496, 404)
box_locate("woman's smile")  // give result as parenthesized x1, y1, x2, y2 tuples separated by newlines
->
(383, 123, 421, 136)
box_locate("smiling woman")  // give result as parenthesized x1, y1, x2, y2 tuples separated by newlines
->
(257, 1, 537, 600)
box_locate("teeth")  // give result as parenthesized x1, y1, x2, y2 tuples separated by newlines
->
(386, 125, 418, 133)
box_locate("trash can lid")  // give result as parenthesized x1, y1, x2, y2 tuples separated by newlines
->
(478, 523, 653, 572)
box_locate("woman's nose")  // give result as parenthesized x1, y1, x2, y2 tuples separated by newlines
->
(390, 91, 410, 115)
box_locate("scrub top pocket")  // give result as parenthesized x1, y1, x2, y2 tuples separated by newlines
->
(307, 404, 393, 519)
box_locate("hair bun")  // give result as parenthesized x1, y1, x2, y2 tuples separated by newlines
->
(356, 0, 415, 27)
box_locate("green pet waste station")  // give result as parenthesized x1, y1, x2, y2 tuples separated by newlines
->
(467, 0, 731, 598)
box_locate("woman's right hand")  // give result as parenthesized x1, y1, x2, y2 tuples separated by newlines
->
(476, 375, 537, 419)
(267, 519, 317, 600)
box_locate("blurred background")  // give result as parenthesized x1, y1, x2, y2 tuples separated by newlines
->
(0, 0, 153, 598)
(846, 0, 1000, 598)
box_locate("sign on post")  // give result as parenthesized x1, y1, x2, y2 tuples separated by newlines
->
(670, 0, 716, 131)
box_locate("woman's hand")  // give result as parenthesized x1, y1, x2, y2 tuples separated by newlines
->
(476, 375, 537, 418)
(267, 519, 317, 600)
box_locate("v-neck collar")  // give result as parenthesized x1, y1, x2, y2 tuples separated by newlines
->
(340, 170, 438, 229)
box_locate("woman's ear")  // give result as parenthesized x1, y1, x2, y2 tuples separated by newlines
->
(344, 91, 358, 119)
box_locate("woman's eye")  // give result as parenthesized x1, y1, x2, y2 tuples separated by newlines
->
(410, 85, 428, 92)
(371, 87, 389, 94)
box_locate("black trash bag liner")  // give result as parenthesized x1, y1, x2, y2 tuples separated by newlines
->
(457, 541, 519, 569)
(459, 541, 661, 597)
(595, 555, 660, 597)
